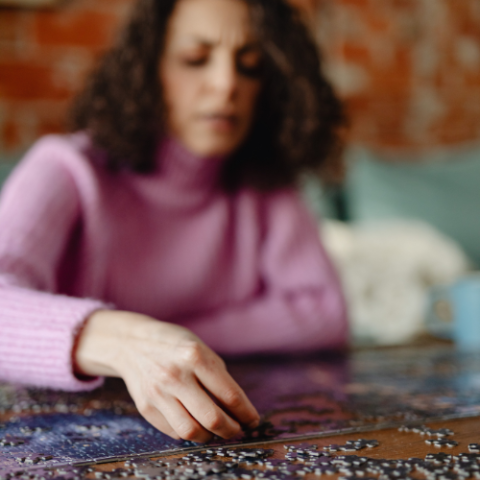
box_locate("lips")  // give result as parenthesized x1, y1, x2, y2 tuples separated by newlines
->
(199, 113, 239, 132)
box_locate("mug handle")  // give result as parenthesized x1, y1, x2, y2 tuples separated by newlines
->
(425, 285, 454, 339)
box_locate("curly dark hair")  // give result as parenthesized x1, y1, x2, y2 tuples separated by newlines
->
(70, 0, 345, 192)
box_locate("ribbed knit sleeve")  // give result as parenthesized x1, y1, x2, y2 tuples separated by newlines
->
(0, 137, 107, 391)
(181, 191, 349, 355)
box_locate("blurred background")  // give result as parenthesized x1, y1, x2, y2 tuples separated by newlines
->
(1, 0, 480, 346)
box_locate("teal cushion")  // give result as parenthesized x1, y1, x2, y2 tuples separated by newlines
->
(346, 145, 480, 266)
(0, 163, 15, 188)
(0, 150, 23, 189)
(301, 175, 338, 220)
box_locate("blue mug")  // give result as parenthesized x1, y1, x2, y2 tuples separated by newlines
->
(427, 274, 480, 350)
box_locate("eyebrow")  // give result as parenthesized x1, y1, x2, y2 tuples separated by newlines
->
(181, 37, 260, 52)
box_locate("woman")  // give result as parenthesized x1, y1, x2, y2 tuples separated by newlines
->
(0, 0, 348, 443)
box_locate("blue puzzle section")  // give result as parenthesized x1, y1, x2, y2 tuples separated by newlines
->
(0, 410, 192, 473)
(2, 347, 480, 475)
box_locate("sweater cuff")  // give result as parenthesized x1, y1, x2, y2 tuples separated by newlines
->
(0, 285, 112, 391)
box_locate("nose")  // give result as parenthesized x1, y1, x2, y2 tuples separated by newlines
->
(207, 52, 238, 99)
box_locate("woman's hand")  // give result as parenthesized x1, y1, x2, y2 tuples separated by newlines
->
(74, 310, 260, 443)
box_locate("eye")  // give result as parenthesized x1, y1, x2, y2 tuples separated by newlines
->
(179, 48, 210, 67)
(237, 49, 263, 78)
(182, 56, 208, 67)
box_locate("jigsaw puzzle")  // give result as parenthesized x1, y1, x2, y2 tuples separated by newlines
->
(2, 346, 480, 475)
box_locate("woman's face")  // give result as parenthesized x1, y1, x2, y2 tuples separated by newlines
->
(160, 0, 263, 157)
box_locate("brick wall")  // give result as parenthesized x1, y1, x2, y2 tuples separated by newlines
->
(317, 0, 480, 151)
(0, 0, 133, 160)
(1, 0, 480, 162)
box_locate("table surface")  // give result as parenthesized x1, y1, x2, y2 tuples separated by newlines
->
(92, 339, 480, 477)
(91, 416, 480, 476)
(3, 342, 480, 479)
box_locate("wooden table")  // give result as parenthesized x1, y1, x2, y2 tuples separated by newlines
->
(91, 416, 480, 477)
(3, 340, 479, 479)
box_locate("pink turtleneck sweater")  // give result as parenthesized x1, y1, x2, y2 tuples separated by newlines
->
(0, 133, 348, 392)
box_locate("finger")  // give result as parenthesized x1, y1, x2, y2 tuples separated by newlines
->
(195, 359, 260, 428)
(126, 379, 181, 440)
(178, 378, 242, 439)
(136, 401, 180, 440)
(155, 396, 214, 443)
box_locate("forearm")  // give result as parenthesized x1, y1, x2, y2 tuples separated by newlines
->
(0, 283, 107, 391)
(74, 310, 124, 377)
(75, 310, 175, 377)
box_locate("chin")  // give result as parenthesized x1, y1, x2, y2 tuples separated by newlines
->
(187, 137, 243, 158)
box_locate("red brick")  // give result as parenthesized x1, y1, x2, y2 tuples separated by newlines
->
(1, 120, 21, 151)
(390, 0, 418, 10)
(0, 62, 71, 100)
(36, 116, 66, 138)
(0, 11, 23, 43)
(341, 44, 372, 65)
(34, 10, 118, 49)
(367, 14, 391, 33)
(464, 73, 480, 88)
(336, 0, 370, 7)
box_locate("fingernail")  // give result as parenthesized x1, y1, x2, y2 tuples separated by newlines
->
(247, 419, 260, 429)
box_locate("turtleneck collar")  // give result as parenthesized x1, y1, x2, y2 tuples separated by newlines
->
(154, 136, 226, 191)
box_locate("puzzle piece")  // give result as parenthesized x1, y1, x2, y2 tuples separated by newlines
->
(425, 452, 453, 464)
(425, 439, 458, 448)
(423, 428, 454, 438)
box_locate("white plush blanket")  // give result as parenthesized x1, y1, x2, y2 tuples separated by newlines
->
(321, 219, 471, 345)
